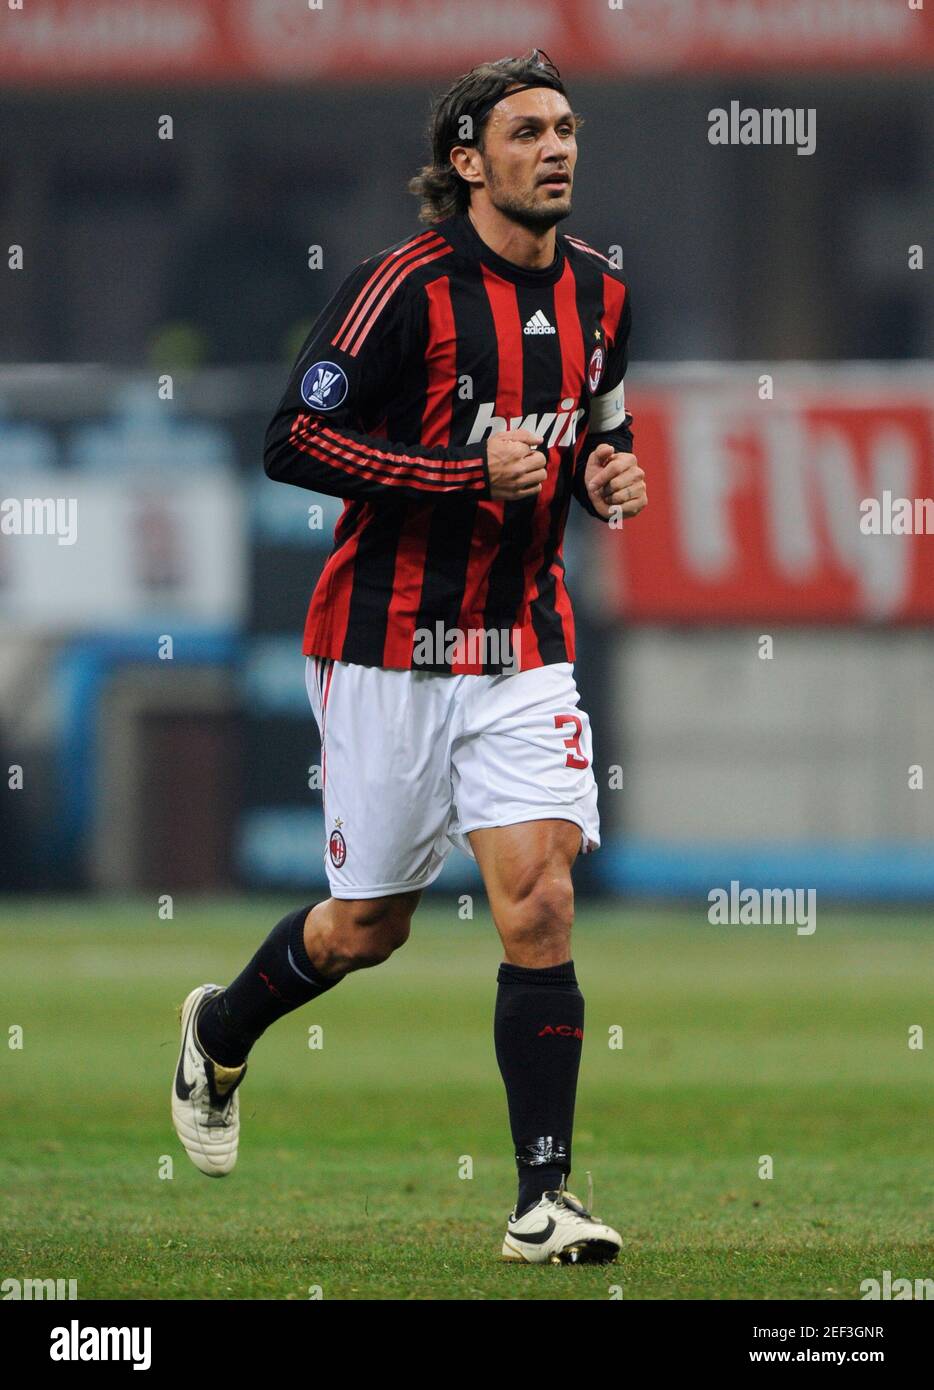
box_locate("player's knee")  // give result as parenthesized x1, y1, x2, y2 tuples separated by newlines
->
(504, 870, 574, 947)
(340, 894, 417, 935)
(347, 917, 410, 969)
(342, 938, 403, 969)
(522, 869, 574, 926)
(330, 895, 415, 970)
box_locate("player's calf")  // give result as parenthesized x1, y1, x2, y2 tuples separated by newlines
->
(194, 904, 342, 1068)
(171, 896, 417, 1177)
(192, 895, 417, 1072)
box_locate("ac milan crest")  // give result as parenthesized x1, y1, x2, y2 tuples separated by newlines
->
(587, 345, 605, 394)
(329, 828, 346, 867)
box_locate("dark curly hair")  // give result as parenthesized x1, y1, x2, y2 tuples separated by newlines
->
(409, 49, 572, 224)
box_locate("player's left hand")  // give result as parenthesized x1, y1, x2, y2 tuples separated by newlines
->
(583, 443, 647, 521)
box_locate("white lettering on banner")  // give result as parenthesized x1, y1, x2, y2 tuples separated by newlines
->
(673, 399, 740, 577)
(593, 0, 911, 68)
(815, 425, 914, 618)
(2, 0, 923, 81)
(593, 0, 697, 68)
(704, 0, 906, 49)
(4, 2, 208, 63)
(341, 0, 551, 50)
(672, 398, 925, 618)
(243, 0, 556, 71)
(761, 414, 821, 576)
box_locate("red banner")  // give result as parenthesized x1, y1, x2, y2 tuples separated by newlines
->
(1, 0, 933, 84)
(602, 372, 934, 623)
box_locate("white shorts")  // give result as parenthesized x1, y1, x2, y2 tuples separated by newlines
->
(305, 658, 600, 899)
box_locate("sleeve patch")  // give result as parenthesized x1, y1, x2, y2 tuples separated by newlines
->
(300, 362, 350, 411)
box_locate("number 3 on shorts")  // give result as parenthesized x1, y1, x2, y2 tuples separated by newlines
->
(554, 713, 589, 770)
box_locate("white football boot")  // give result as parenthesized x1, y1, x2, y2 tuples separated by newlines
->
(502, 1183, 622, 1265)
(171, 984, 246, 1177)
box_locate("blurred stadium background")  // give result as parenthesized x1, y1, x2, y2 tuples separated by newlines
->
(1, 0, 933, 903)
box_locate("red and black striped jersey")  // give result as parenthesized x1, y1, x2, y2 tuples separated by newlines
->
(264, 211, 633, 675)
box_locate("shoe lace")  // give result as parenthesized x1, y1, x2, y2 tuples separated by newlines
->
(555, 1170, 599, 1224)
(196, 1078, 237, 1129)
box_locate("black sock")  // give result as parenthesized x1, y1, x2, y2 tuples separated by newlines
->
(494, 959, 584, 1217)
(196, 905, 339, 1066)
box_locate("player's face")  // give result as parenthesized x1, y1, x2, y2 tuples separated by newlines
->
(479, 88, 578, 232)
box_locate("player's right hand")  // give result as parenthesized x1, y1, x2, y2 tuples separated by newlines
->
(485, 429, 548, 500)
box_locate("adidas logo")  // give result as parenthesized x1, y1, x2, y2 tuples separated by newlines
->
(523, 309, 556, 336)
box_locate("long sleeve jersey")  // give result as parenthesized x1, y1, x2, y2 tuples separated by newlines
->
(264, 210, 633, 675)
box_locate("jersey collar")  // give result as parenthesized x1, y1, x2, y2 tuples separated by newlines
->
(441, 211, 566, 288)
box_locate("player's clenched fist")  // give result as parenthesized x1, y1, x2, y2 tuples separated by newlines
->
(486, 428, 548, 500)
(583, 442, 647, 521)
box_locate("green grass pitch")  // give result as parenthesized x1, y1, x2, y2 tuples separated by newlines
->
(0, 898, 931, 1301)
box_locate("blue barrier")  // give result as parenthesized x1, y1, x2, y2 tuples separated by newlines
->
(598, 838, 934, 901)
(52, 629, 239, 870)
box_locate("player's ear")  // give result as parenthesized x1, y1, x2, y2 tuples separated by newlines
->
(449, 145, 483, 186)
